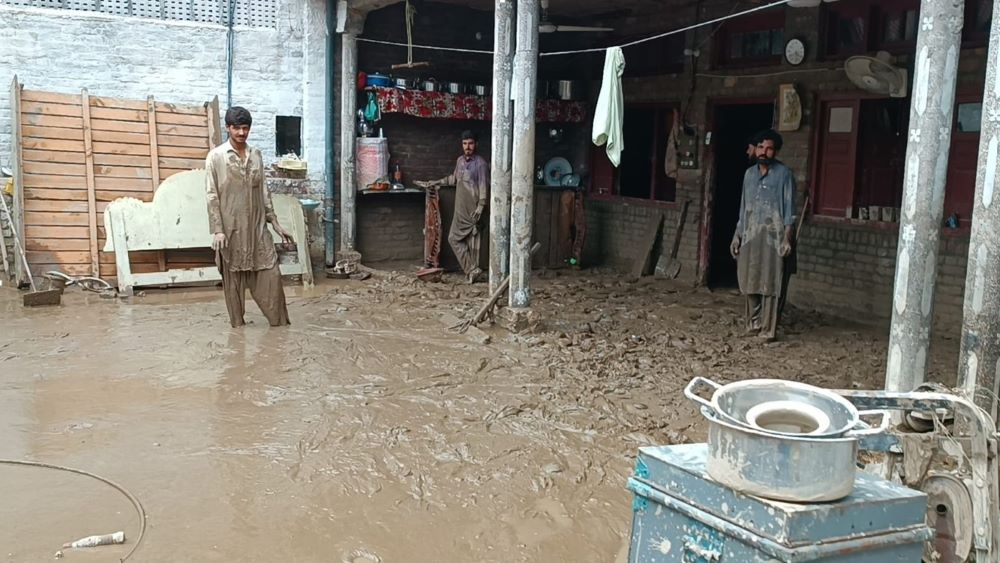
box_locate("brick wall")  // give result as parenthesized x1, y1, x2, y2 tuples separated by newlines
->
(0, 0, 328, 179)
(579, 0, 986, 330)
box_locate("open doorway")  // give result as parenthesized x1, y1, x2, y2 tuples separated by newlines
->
(707, 103, 775, 288)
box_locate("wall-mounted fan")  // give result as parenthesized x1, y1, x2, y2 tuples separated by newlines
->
(845, 51, 908, 98)
(539, 0, 614, 33)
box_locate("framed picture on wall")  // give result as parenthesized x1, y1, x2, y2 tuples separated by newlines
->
(777, 84, 802, 131)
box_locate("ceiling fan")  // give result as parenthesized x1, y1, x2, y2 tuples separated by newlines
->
(539, 0, 614, 33)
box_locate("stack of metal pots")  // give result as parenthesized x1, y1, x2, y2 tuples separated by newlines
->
(685, 377, 890, 502)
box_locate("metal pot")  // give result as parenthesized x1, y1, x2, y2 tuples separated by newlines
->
(700, 406, 883, 502)
(685, 376, 880, 438)
(557, 80, 580, 101)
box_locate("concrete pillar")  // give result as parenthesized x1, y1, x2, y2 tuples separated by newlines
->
(489, 0, 515, 295)
(885, 0, 964, 393)
(959, 0, 1000, 419)
(339, 31, 359, 254)
(508, 0, 539, 309)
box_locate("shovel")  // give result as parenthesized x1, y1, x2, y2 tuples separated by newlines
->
(659, 199, 691, 279)
(0, 190, 61, 306)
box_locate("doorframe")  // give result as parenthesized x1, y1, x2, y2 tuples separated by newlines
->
(697, 96, 776, 287)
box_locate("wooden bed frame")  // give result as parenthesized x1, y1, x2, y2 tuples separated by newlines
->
(102, 170, 313, 295)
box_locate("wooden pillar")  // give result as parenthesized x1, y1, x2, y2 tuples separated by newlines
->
(489, 0, 516, 295)
(508, 0, 539, 309)
(959, 0, 1000, 419)
(885, 0, 964, 393)
(10, 77, 26, 286)
(80, 89, 99, 277)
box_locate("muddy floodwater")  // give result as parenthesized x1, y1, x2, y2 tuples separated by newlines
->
(0, 270, 961, 562)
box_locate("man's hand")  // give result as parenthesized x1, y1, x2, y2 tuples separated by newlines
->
(472, 205, 484, 223)
(779, 235, 792, 258)
(274, 225, 294, 246)
(415, 180, 434, 189)
(729, 235, 741, 259)
(212, 232, 227, 251)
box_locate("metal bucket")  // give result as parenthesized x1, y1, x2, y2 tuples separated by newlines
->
(685, 376, 882, 438)
(701, 406, 885, 502)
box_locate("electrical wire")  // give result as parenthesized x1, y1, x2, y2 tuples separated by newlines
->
(356, 0, 793, 58)
(0, 459, 147, 562)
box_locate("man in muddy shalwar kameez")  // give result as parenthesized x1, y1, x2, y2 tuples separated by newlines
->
(206, 106, 293, 327)
(417, 131, 489, 283)
(730, 129, 796, 341)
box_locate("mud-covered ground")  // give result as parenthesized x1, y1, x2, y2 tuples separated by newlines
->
(0, 270, 961, 562)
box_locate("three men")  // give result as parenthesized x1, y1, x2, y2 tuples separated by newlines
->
(206, 106, 293, 327)
(730, 129, 796, 341)
(417, 131, 489, 283)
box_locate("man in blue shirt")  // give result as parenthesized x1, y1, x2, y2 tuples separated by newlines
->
(730, 130, 796, 340)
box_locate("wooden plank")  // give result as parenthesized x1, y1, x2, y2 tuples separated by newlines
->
(207, 96, 221, 147)
(21, 138, 85, 152)
(24, 188, 88, 201)
(22, 161, 88, 176)
(159, 157, 205, 169)
(20, 114, 84, 129)
(88, 107, 148, 123)
(20, 101, 83, 118)
(94, 154, 151, 167)
(25, 226, 91, 239)
(160, 168, 189, 179)
(21, 125, 84, 141)
(24, 197, 90, 213)
(89, 95, 149, 111)
(91, 130, 150, 145)
(147, 96, 162, 188)
(156, 101, 208, 115)
(96, 189, 153, 202)
(81, 88, 100, 276)
(22, 149, 86, 164)
(93, 165, 153, 179)
(22, 174, 88, 189)
(89, 119, 150, 134)
(94, 177, 154, 191)
(11, 77, 27, 284)
(156, 112, 208, 127)
(160, 145, 210, 159)
(132, 267, 222, 287)
(26, 238, 91, 252)
(30, 263, 92, 276)
(157, 134, 209, 148)
(92, 142, 152, 156)
(156, 123, 207, 137)
(21, 90, 83, 106)
(100, 250, 159, 263)
(25, 250, 91, 264)
(629, 213, 664, 279)
(24, 211, 90, 226)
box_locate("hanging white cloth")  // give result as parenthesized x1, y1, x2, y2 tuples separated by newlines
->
(592, 47, 625, 167)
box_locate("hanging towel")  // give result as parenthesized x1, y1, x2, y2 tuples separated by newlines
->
(592, 47, 625, 167)
(665, 108, 680, 179)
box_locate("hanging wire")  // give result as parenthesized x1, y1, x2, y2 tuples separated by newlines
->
(356, 0, 793, 58)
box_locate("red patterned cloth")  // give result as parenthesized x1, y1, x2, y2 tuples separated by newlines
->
(373, 87, 586, 123)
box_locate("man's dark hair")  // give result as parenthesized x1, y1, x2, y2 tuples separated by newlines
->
(461, 130, 477, 142)
(756, 129, 783, 152)
(225, 106, 253, 127)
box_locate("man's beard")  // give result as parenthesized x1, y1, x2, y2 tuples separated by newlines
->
(756, 156, 773, 165)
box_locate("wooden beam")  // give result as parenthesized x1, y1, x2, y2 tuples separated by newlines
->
(148, 96, 166, 271)
(80, 88, 100, 276)
(206, 96, 221, 148)
(10, 76, 27, 285)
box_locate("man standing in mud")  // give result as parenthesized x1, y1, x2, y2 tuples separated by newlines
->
(206, 106, 293, 327)
(416, 131, 489, 283)
(730, 129, 796, 341)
